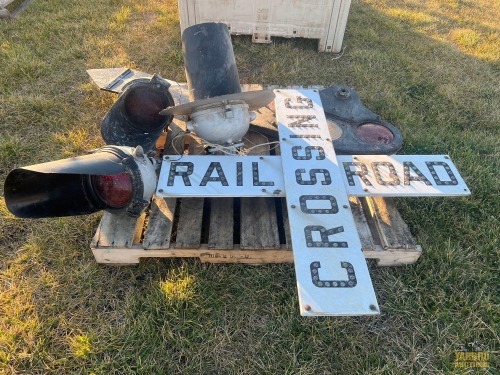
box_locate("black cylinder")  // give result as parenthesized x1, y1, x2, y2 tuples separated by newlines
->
(182, 22, 241, 100)
(100, 78, 174, 151)
(4, 150, 127, 218)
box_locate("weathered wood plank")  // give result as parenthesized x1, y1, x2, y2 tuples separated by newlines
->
(349, 196, 376, 251)
(91, 212, 145, 248)
(208, 198, 234, 249)
(361, 197, 417, 250)
(143, 196, 176, 249)
(174, 198, 204, 248)
(240, 132, 280, 249)
(92, 243, 421, 266)
(173, 134, 205, 249)
(273, 144, 292, 249)
(143, 123, 185, 249)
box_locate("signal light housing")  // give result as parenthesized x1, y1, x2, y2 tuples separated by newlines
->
(319, 85, 403, 155)
(5, 146, 157, 218)
(100, 74, 175, 152)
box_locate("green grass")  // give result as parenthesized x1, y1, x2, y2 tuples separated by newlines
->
(0, 0, 499, 373)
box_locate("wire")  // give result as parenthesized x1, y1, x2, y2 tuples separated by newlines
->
(170, 130, 189, 157)
(244, 141, 281, 154)
(168, 129, 281, 157)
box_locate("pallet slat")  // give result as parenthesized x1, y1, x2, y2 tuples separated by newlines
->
(240, 132, 280, 249)
(362, 197, 417, 250)
(208, 198, 234, 249)
(143, 196, 176, 249)
(91, 212, 145, 248)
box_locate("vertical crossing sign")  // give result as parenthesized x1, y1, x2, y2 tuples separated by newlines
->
(274, 89, 379, 316)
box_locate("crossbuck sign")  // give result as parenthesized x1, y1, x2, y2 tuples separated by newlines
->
(157, 89, 470, 316)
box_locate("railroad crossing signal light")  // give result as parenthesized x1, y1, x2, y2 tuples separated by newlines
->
(100, 74, 175, 152)
(5, 146, 157, 218)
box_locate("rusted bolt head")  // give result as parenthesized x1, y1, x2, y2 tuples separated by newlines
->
(304, 305, 311, 311)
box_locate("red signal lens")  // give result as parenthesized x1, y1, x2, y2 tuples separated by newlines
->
(91, 173, 133, 209)
(355, 123, 394, 145)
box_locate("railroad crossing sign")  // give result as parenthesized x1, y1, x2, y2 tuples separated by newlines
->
(156, 89, 470, 316)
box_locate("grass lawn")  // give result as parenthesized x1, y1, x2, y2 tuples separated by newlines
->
(0, 0, 498, 373)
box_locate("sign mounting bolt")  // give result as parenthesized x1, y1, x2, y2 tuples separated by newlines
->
(304, 305, 311, 311)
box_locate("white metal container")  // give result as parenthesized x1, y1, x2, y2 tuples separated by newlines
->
(177, 0, 351, 53)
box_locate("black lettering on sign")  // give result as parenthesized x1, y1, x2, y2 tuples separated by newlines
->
(426, 161, 458, 185)
(310, 261, 357, 288)
(285, 96, 313, 109)
(287, 115, 318, 127)
(252, 162, 274, 186)
(343, 162, 372, 186)
(299, 195, 338, 214)
(236, 162, 243, 186)
(372, 162, 400, 186)
(167, 162, 193, 186)
(295, 169, 332, 185)
(304, 225, 348, 248)
(292, 146, 326, 160)
(199, 162, 228, 186)
(403, 162, 432, 186)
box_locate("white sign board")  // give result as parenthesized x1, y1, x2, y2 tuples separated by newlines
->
(274, 89, 379, 316)
(157, 155, 469, 198)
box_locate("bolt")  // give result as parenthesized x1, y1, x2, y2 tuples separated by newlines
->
(273, 190, 282, 195)
(369, 304, 378, 311)
(444, 156, 449, 159)
(363, 188, 369, 192)
(158, 189, 164, 193)
(304, 305, 311, 311)
(262, 188, 267, 193)
(282, 138, 286, 141)
(260, 156, 264, 160)
(291, 205, 296, 209)
(164, 156, 169, 160)
(326, 138, 331, 142)
(339, 88, 350, 98)
(343, 205, 348, 209)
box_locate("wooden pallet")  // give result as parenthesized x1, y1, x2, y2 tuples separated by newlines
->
(0, 0, 34, 19)
(91, 126, 421, 267)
